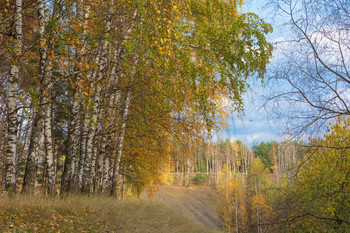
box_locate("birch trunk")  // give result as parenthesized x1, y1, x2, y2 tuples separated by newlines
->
(62, 0, 90, 195)
(0, 106, 7, 171)
(180, 165, 184, 186)
(235, 194, 238, 233)
(1, 127, 7, 189)
(16, 116, 28, 180)
(185, 158, 190, 187)
(82, 0, 114, 193)
(77, 112, 88, 190)
(38, 0, 57, 196)
(82, 125, 94, 193)
(206, 157, 209, 175)
(102, 151, 111, 193)
(21, 112, 42, 194)
(90, 135, 100, 193)
(121, 166, 126, 199)
(81, 50, 104, 193)
(255, 177, 261, 233)
(111, 90, 131, 196)
(3, 0, 22, 194)
(43, 78, 56, 196)
(95, 135, 106, 192)
(60, 95, 80, 194)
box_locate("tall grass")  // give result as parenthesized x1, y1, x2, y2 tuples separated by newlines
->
(0, 195, 219, 232)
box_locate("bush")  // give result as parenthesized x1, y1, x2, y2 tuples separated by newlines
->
(191, 173, 208, 185)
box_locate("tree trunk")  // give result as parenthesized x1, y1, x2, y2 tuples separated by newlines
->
(95, 135, 106, 192)
(111, 89, 131, 197)
(76, 112, 87, 190)
(0, 105, 7, 171)
(3, 0, 22, 194)
(121, 166, 126, 199)
(255, 177, 261, 233)
(185, 158, 190, 187)
(62, 0, 90, 195)
(61, 94, 80, 195)
(38, 0, 57, 196)
(43, 86, 57, 196)
(82, 125, 94, 193)
(102, 154, 111, 193)
(21, 112, 42, 194)
(90, 135, 99, 193)
(235, 194, 238, 233)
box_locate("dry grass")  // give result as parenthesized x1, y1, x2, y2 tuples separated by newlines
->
(142, 186, 221, 230)
(0, 194, 220, 233)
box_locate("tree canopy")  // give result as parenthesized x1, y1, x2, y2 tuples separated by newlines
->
(0, 0, 272, 196)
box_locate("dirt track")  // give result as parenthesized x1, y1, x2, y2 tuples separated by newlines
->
(142, 186, 221, 230)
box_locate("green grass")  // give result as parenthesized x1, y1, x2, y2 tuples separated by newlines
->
(0, 195, 219, 233)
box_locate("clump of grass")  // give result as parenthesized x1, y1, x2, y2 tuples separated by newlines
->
(0, 194, 219, 232)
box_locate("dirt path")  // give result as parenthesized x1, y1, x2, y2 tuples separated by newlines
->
(141, 186, 221, 230)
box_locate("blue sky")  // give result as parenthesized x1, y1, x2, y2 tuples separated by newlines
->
(219, 0, 349, 147)
(221, 82, 279, 148)
(219, 0, 282, 147)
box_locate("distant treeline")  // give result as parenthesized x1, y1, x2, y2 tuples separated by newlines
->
(169, 139, 305, 186)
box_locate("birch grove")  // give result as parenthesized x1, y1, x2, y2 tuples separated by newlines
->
(0, 1, 347, 232)
(0, 0, 272, 196)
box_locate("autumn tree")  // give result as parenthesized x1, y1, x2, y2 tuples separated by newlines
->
(217, 170, 248, 233)
(0, 0, 23, 195)
(284, 117, 350, 232)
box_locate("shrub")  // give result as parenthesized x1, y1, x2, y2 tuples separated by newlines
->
(192, 173, 208, 185)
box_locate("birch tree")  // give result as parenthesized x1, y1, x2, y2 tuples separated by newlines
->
(3, 0, 22, 194)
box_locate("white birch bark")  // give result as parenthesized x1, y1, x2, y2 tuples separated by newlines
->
(61, 0, 91, 195)
(3, 0, 22, 194)
(102, 155, 112, 193)
(21, 113, 42, 194)
(43, 94, 57, 196)
(206, 157, 209, 175)
(111, 89, 131, 196)
(121, 166, 126, 199)
(77, 112, 88, 189)
(95, 134, 106, 192)
(82, 0, 118, 193)
(81, 87, 101, 193)
(0, 106, 7, 172)
(82, 30, 110, 194)
(185, 158, 190, 187)
(42, 60, 56, 195)
(38, 0, 57, 196)
(90, 134, 100, 193)
(60, 95, 80, 194)
(255, 177, 261, 233)
(21, 0, 52, 194)
(91, 6, 137, 195)
(235, 194, 238, 233)
(1, 128, 7, 189)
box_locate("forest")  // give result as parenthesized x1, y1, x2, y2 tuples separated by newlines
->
(0, 0, 349, 232)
